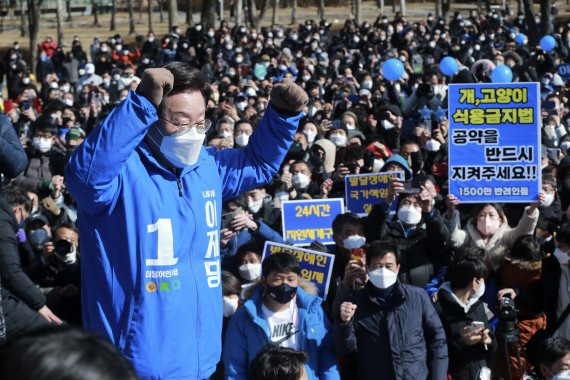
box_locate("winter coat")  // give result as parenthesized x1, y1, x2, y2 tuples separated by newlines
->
(222, 284, 340, 380)
(334, 281, 448, 380)
(66, 91, 300, 380)
(0, 115, 27, 184)
(434, 283, 496, 380)
(365, 204, 452, 287)
(444, 207, 539, 272)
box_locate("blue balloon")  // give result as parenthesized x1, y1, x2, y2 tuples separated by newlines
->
(439, 56, 458, 76)
(540, 35, 557, 52)
(491, 65, 513, 83)
(515, 33, 526, 45)
(382, 58, 405, 81)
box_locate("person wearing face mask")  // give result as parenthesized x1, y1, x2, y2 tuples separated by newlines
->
(334, 241, 448, 380)
(0, 186, 63, 339)
(12, 125, 66, 195)
(65, 63, 308, 379)
(525, 337, 570, 380)
(435, 251, 496, 380)
(281, 160, 320, 200)
(25, 223, 82, 326)
(364, 180, 452, 287)
(540, 176, 564, 227)
(233, 245, 263, 286)
(445, 196, 543, 273)
(223, 253, 340, 380)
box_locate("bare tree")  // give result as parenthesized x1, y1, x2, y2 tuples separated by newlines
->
(92, 0, 100, 26)
(138, 0, 144, 20)
(186, 0, 194, 26)
(522, 0, 539, 46)
(20, 0, 27, 37)
(290, 0, 296, 25)
(148, 0, 154, 32)
(158, 0, 164, 23)
(202, 0, 216, 28)
(110, 0, 116, 31)
(355, 0, 361, 24)
(65, 0, 71, 21)
(272, 0, 277, 26)
(259, 0, 269, 22)
(27, 0, 42, 75)
(168, 0, 177, 31)
(248, 0, 259, 28)
(129, 0, 136, 34)
(540, 0, 552, 36)
(399, 0, 405, 15)
(235, 0, 242, 25)
(318, 0, 325, 20)
(56, 0, 64, 45)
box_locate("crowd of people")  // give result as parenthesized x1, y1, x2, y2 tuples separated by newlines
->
(2, 4, 570, 379)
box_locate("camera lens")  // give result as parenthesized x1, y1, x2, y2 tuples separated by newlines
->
(54, 239, 73, 257)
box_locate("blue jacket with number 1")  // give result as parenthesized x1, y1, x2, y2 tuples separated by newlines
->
(65, 90, 301, 380)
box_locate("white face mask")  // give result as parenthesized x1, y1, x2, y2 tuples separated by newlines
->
(362, 80, 373, 89)
(222, 296, 239, 317)
(368, 267, 398, 289)
(33, 137, 52, 153)
(397, 206, 422, 225)
(247, 198, 263, 213)
(554, 247, 570, 265)
(381, 119, 395, 130)
(235, 133, 249, 147)
(238, 263, 262, 281)
(219, 130, 232, 139)
(553, 369, 570, 380)
(425, 139, 441, 152)
(543, 192, 555, 207)
(236, 102, 247, 112)
(329, 134, 347, 147)
(372, 158, 384, 172)
(343, 235, 366, 250)
(292, 172, 311, 189)
(304, 130, 317, 143)
(160, 127, 205, 167)
(472, 280, 485, 300)
(64, 99, 74, 107)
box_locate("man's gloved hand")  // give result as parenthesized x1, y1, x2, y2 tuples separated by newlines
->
(269, 78, 309, 116)
(136, 68, 174, 108)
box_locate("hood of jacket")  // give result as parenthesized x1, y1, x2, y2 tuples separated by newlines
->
(313, 138, 336, 173)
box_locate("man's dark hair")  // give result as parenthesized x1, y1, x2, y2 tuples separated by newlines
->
(2, 186, 31, 211)
(447, 252, 488, 289)
(249, 345, 307, 380)
(366, 241, 400, 266)
(262, 253, 301, 277)
(0, 326, 137, 380)
(510, 235, 543, 262)
(331, 212, 362, 235)
(558, 221, 570, 246)
(222, 270, 242, 297)
(236, 242, 262, 264)
(538, 337, 570, 369)
(161, 61, 211, 107)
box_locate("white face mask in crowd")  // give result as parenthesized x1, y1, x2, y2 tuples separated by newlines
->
(234, 133, 249, 147)
(381, 119, 395, 130)
(219, 130, 232, 139)
(471, 280, 485, 300)
(32, 137, 53, 153)
(292, 172, 311, 189)
(222, 296, 239, 317)
(247, 198, 263, 213)
(552, 370, 570, 380)
(425, 139, 441, 152)
(329, 134, 347, 147)
(160, 127, 205, 167)
(238, 263, 262, 281)
(304, 130, 317, 143)
(554, 247, 570, 265)
(543, 192, 555, 207)
(343, 235, 366, 250)
(368, 267, 398, 289)
(397, 206, 422, 225)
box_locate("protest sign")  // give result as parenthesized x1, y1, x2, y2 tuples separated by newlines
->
(558, 64, 570, 80)
(281, 198, 344, 246)
(345, 171, 404, 216)
(262, 242, 335, 299)
(448, 83, 540, 203)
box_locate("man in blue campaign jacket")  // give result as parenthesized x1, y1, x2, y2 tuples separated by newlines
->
(65, 62, 308, 380)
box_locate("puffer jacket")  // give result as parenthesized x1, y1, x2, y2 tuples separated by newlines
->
(334, 281, 448, 380)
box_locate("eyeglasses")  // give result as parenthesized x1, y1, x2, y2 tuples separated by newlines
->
(159, 115, 212, 134)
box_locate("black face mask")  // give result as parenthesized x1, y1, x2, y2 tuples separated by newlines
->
(266, 284, 297, 304)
